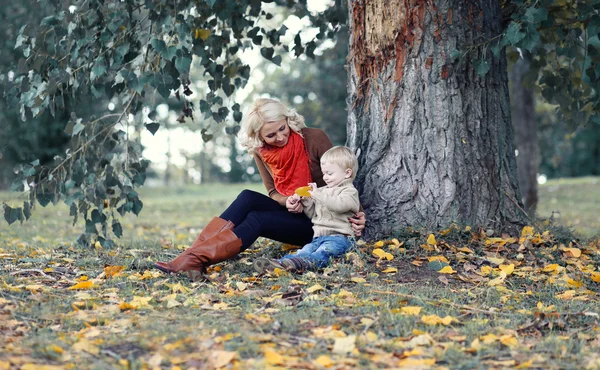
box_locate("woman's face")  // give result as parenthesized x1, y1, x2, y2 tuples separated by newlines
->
(259, 119, 290, 147)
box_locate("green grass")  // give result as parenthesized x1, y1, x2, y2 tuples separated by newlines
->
(1, 180, 599, 369)
(538, 176, 600, 239)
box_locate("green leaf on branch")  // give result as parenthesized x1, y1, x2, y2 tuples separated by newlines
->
(72, 122, 85, 136)
(36, 193, 53, 207)
(92, 57, 107, 79)
(260, 47, 274, 61)
(474, 58, 491, 77)
(112, 221, 123, 238)
(23, 201, 31, 221)
(175, 56, 192, 74)
(3, 203, 23, 225)
(505, 22, 525, 45)
(145, 122, 160, 135)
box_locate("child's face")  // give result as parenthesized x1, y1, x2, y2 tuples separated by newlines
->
(321, 161, 351, 187)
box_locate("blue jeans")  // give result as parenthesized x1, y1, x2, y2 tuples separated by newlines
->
(280, 235, 355, 269)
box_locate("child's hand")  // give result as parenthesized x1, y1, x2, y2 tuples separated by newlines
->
(286, 195, 303, 213)
(307, 182, 317, 195)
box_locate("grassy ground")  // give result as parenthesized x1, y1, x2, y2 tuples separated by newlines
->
(537, 176, 600, 239)
(1, 180, 600, 369)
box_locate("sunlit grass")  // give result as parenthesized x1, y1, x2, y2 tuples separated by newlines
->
(538, 176, 600, 239)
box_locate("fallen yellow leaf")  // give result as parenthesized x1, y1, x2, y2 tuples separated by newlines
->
(500, 335, 518, 347)
(374, 240, 385, 247)
(401, 306, 422, 316)
(209, 351, 236, 368)
(104, 265, 125, 278)
(487, 257, 505, 265)
(120, 302, 137, 311)
(372, 248, 393, 260)
(561, 247, 582, 258)
(521, 226, 534, 237)
(381, 267, 398, 273)
(350, 277, 366, 283)
(307, 284, 324, 293)
(332, 335, 356, 354)
(67, 281, 94, 290)
(421, 314, 455, 326)
(427, 255, 449, 263)
(264, 349, 284, 365)
(398, 358, 436, 367)
(499, 264, 515, 275)
(438, 266, 456, 274)
(314, 355, 333, 367)
(427, 234, 437, 246)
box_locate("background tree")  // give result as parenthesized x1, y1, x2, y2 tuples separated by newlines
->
(0, 1, 72, 189)
(510, 51, 538, 214)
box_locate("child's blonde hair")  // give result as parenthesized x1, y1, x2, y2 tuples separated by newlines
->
(321, 146, 359, 180)
(239, 98, 306, 153)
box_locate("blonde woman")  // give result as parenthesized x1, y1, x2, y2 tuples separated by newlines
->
(155, 98, 366, 280)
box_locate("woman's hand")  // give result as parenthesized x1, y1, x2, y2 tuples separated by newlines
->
(286, 194, 303, 213)
(348, 211, 366, 237)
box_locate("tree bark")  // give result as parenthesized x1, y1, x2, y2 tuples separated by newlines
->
(347, 0, 526, 240)
(510, 52, 538, 214)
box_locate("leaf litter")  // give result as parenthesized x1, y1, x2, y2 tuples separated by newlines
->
(0, 223, 599, 369)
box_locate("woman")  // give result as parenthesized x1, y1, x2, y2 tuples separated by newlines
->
(154, 98, 366, 280)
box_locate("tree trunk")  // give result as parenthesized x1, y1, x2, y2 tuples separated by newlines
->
(347, 0, 526, 240)
(510, 52, 538, 214)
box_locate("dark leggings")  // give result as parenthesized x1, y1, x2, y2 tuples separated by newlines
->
(220, 190, 314, 251)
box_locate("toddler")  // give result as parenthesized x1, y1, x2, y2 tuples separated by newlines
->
(254, 146, 360, 273)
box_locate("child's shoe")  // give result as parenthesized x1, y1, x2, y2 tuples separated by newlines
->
(253, 258, 285, 274)
(280, 257, 309, 273)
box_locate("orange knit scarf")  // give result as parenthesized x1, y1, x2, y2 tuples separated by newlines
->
(259, 131, 312, 197)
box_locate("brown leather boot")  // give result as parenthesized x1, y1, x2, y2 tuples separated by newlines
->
(183, 229, 243, 281)
(154, 217, 233, 274)
(155, 228, 242, 279)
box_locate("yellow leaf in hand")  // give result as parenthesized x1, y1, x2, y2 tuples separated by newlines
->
(68, 281, 94, 290)
(294, 186, 311, 197)
(438, 266, 456, 274)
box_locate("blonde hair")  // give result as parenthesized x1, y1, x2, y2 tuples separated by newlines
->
(239, 98, 306, 153)
(321, 146, 359, 180)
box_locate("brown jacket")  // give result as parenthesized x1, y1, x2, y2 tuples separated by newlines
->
(254, 128, 333, 206)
